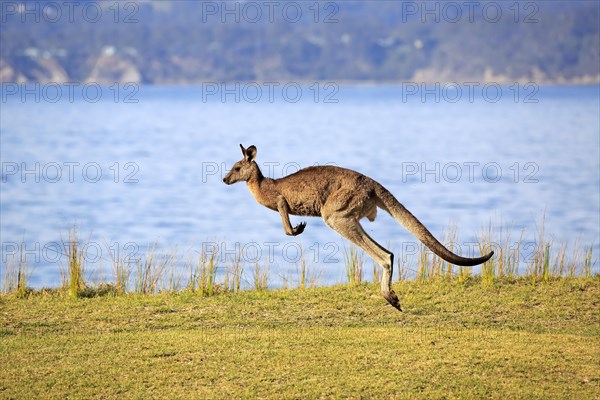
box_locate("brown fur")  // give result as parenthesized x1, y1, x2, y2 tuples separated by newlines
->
(223, 144, 494, 311)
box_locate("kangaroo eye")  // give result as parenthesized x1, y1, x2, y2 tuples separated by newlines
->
(234, 167, 241, 172)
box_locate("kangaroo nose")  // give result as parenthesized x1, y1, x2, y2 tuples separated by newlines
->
(222, 178, 227, 183)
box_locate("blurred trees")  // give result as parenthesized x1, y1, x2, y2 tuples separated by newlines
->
(1, 1, 598, 83)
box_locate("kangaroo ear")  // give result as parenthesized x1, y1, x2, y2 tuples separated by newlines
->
(239, 144, 246, 157)
(245, 145, 257, 162)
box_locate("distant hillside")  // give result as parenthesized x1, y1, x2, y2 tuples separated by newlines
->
(1, 0, 598, 84)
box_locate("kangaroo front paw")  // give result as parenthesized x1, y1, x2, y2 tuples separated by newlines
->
(384, 290, 402, 312)
(292, 222, 307, 236)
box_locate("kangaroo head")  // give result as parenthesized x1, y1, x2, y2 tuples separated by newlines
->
(223, 144, 258, 185)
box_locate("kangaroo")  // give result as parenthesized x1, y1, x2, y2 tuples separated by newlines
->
(223, 144, 494, 311)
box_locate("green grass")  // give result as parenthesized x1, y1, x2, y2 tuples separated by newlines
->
(1, 277, 598, 399)
(1, 242, 29, 298)
(344, 245, 364, 285)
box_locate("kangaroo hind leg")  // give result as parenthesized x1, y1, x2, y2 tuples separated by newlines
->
(323, 214, 402, 311)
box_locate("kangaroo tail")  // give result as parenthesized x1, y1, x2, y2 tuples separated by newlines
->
(375, 185, 493, 266)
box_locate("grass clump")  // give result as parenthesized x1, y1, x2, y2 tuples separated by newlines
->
(61, 228, 86, 298)
(344, 245, 364, 285)
(295, 244, 321, 289)
(106, 242, 131, 296)
(223, 252, 243, 293)
(1, 242, 30, 298)
(134, 242, 174, 295)
(279, 243, 321, 290)
(252, 262, 269, 290)
(188, 247, 219, 296)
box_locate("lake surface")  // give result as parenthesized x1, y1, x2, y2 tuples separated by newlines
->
(1, 84, 599, 288)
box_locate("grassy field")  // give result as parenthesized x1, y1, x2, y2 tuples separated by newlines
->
(1, 277, 599, 399)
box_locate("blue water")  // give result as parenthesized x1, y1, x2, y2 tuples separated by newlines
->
(1, 84, 599, 287)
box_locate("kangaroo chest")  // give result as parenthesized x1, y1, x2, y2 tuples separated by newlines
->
(247, 181, 278, 211)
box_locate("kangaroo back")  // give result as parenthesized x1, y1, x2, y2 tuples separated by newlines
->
(375, 185, 493, 266)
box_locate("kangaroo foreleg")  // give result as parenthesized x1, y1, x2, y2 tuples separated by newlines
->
(277, 196, 306, 236)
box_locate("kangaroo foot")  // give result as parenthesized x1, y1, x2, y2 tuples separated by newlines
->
(292, 222, 306, 236)
(384, 290, 402, 312)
